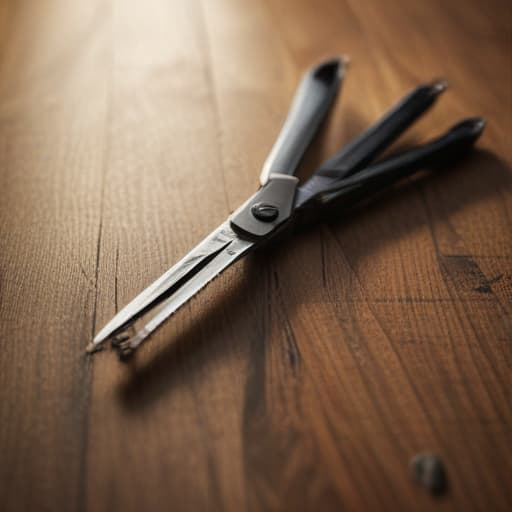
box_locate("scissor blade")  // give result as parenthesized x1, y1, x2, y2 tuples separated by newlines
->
(89, 221, 242, 351)
(112, 234, 254, 355)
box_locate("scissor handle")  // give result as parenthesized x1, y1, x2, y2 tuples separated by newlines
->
(317, 80, 448, 179)
(259, 58, 345, 185)
(319, 117, 486, 204)
(232, 57, 345, 240)
(295, 80, 448, 207)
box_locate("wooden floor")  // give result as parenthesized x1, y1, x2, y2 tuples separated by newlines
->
(0, 0, 511, 511)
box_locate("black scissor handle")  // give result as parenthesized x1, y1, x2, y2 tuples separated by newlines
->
(319, 117, 486, 204)
(317, 80, 448, 179)
(259, 57, 345, 185)
(296, 80, 448, 207)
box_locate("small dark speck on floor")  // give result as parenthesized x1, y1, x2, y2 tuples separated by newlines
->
(410, 453, 448, 496)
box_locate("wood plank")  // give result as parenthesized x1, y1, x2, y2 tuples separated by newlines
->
(0, 1, 110, 510)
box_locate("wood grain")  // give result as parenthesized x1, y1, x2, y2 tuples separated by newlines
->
(0, 0, 511, 511)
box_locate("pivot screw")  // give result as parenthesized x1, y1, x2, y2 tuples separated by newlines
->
(251, 202, 279, 222)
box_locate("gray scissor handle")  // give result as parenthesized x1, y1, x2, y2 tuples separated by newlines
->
(259, 57, 346, 185)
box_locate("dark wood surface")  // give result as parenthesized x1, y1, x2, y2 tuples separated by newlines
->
(0, 1, 511, 511)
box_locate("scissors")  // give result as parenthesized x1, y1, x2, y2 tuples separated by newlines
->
(87, 57, 485, 358)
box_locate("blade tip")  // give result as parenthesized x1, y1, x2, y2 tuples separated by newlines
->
(86, 342, 101, 354)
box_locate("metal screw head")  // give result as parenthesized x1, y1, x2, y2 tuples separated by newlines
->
(251, 202, 279, 222)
